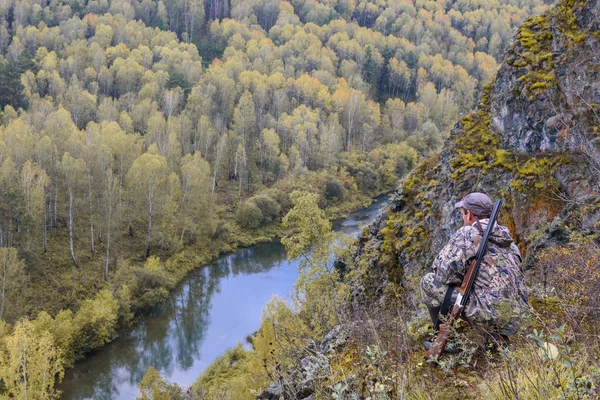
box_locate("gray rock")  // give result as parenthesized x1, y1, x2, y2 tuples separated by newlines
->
(257, 380, 284, 400)
(320, 324, 350, 354)
(299, 355, 329, 380)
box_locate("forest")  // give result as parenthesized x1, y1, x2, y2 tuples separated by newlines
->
(0, 0, 549, 397)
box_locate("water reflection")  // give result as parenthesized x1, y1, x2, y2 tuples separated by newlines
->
(59, 195, 389, 399)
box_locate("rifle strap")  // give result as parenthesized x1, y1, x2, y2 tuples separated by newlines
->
(435, 285, 456, 331)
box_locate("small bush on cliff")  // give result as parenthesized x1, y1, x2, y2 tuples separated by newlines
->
(479, 324, 600, 399)
(190, 344, 252, 399)
(530, 236, 600, 337)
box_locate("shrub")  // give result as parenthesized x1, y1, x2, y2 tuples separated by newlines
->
(340, 153, 378, 193)
(73, 290, 119, 356)
(236, 201, 263, 229)
(325, 178, 346, 203)
(263, 188, 291, 213)
(251, 194, 281, 223)
(479, 324, 600, 399)
(111, 257, 175, 312)
(190, 344, 253, 400)
(136, 257, 174, 309)
(32, 310, 76, 366)
(531, 237, 600, 336)
(137, 367, 185, 400)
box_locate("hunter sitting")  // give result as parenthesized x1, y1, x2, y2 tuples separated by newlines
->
(420, 192, 528, 337)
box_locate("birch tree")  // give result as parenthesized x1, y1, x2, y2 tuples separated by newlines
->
(0, 318, 64, 399)
(179, 153, 213, 243)
(0, 157, 19, 248)
(127, 148, 169, 258)
(212, 134, 227, 194)
(61, 153, 85, 268)
(0, 248, 24, 321)
(20, 161, 49, 251)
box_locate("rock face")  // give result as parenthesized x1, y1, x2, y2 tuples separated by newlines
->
(358, 0, 600, 307)
(257, 325, 352, 400)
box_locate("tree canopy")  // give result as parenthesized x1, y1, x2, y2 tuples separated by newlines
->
(0, 0, 549, 395)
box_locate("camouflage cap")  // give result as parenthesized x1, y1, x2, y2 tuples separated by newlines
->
(455, 192, 493, 218)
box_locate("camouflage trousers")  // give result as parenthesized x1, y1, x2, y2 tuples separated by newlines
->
(420, 272, 457, 309)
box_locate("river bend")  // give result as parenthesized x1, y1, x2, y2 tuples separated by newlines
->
(60, 195, 389, 399)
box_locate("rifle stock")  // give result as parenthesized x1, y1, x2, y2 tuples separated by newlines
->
(425, 306, 459, 360)
(425, 260, 476, 360)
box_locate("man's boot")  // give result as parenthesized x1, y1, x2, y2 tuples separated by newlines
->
(423, 305, 441, 344)
(428, 305, 441, 327)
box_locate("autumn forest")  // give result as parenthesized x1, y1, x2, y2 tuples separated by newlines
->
(0, 0, 549, 397)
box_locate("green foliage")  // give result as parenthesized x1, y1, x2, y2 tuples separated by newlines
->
(72, 290, 119, 356)
(189, 2, 599, 400)
(282, 191, 332, 260)
(235, 201, 262, 229)
(31, 310, 77, 366)
(532, 239, 600, 334)
(194, 190, 353, 397)
(116, 285, 134, 327)
(325, 178, 346, 204)
(0, 52, 35, 111)
(165, 71, 192, 103)
(190, 344, 254, 400)
(0, 248, 25, 323)
(137, 367, 185, 400)
(111, 258, 175, 312)
(481, 325, 600, 399)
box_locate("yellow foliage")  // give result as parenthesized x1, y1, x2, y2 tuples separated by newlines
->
(0, 318, 64, 400)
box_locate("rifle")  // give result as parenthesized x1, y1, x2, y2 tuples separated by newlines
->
(424, 199, 502, 361)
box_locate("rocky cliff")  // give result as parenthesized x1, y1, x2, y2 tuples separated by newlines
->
(357, 0, 600, 308)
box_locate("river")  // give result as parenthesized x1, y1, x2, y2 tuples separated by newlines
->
(59, 195, 390, 399)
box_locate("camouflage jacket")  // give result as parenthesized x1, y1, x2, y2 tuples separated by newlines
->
(431, 219, 528, 332)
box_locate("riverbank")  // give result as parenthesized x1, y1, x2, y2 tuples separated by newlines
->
(58, 194, 391, 399)
(0, 161, 397, 398)
(140, 192, 380, 298)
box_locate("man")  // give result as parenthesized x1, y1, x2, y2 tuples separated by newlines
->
(420, 192, 528, 337)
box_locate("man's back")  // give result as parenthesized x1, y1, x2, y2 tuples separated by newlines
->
(432, 219, 527, 333)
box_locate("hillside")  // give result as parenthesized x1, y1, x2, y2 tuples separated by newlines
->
(190, 0, 600, 398)
(0, 0, 555, 398)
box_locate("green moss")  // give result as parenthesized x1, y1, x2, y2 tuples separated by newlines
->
(377, 0, 589, 291)
(556, 0, 587, 43)
(487, 149, 514, 171)
(509, 155, 570, 194)
(530, 81, 548, 90)
(510, 11, 557, 97)
(379, 154, 441, 280)
(513, 60, 528, 67)
(511, 0, 591, 99)
(450, 82, 502, 179)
